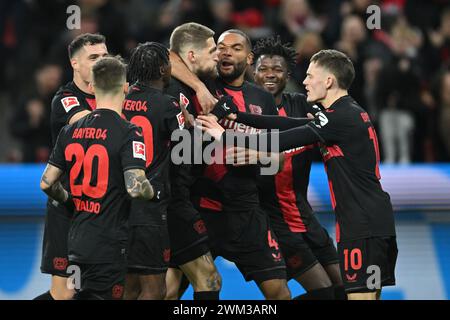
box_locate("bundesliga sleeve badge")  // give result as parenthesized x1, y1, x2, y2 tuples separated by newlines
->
(132, 141, 146, 161)
(61, 96, 80, 112)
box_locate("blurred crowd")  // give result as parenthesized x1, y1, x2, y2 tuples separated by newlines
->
(1, 0, 450, 163)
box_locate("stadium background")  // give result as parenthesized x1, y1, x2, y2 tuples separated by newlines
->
(0, 0, 450, 299)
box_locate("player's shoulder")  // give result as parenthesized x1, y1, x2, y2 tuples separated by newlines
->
(244, 81, 272, 97)
(283, 92, 307, 104)
(52, 81, 91, 112)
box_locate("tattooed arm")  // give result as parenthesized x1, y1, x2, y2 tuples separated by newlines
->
(40, 164, 69, 203)
(124, 169, 154, 200)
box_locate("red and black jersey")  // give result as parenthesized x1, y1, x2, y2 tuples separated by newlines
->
(308, 96, 395, 242)
(49, 109, 146, 263)
(50, 81, 96, 146)
(122, 82, 185, 223)
(205, 79, 278, 214)
(258, 93, 317, 233)
(228, 95, 396, 243)
(164, 78, 222, 213)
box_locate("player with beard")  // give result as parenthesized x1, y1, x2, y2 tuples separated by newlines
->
(250, 36, 345, 300)
(34, 33, 108, 300)
(171, 29, 291, 299)
(164, 23, 223, 300)
(199, 49, 398, 300)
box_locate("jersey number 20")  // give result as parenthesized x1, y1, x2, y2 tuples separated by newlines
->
(65, 143, 109, 198)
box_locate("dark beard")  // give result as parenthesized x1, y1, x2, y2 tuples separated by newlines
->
(196, 68, 218, 83)
(218, 60, 247, 83)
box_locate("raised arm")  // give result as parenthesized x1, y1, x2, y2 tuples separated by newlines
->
(124, 169, 154, 200)
(40, 164, 69, 204)
(169, 50, 217, 114)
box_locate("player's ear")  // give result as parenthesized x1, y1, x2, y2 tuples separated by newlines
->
(325, 75, 333, 90)
(247, 52, 254, 65)
(70, 58, 78, 71)
(123, 82, 129, 94)
(88, 82, 94, 94)
(187, 50, 195, 64)
(159, 65, 166, 78)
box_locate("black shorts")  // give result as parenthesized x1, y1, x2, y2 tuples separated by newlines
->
(271, 213, 338, 280)
(167, 205, 210, 267)
(338, 236, 398, 293)
(40, 200, 71, 277)
(72, 253, 127, 300)
(220, 225, 286, 284)
(127, 224, 170, 275)
(198, 208, 227, 257)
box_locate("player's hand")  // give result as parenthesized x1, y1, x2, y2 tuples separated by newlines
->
(195, 84, 218, 115)
(179, 97, 195, 128)
(196, 115, 224, 140)
(210, 95, 238, 120)
(226, 147, 259, 166)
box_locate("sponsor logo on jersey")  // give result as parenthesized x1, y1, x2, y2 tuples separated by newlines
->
(176, 112, 185, 129)
(346, 273, 358, 282)
(53, 257, 68, 271)
(61, 96, 80, 112)
(132, 141, 146, 161)
(313, 111, 329, 128)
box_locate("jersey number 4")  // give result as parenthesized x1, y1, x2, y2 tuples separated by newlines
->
(65, 143, 109, 198)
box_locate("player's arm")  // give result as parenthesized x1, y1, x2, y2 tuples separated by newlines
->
(124, 169, 154, 200)
(169, 50, 217, 114)
(235, 112, 313, 130)
(197, 115, 323, 153)
(40, 164, 69, 204)
(209, 98, 313, 130)
(68, 110, 91, 124)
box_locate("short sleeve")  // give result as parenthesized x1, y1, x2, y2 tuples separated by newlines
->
(120, 125, 147, 171)
(163, 96, 186, 133)
(48, 126, 68, 171)
(51, 94, 90, 143)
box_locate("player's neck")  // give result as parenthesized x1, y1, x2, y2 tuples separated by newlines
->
(321, 89, 348, 108)
(73, 74, 93, 95)
(222, 71, 245, 87)
(274, 93, 283, 106)
(146, 79, 164, 91)
(95, 95, 124, 115)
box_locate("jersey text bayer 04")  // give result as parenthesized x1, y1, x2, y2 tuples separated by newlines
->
(122, 82, 185, 224)
(49, 109, 146, 263)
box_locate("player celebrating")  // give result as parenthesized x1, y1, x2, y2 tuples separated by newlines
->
(122, 42, 192, 300)
(171, 29, 291, 300)
(199, 49, 398, 300)
(34, 33, 108, 300)
(40, 56, 155, 300)
(250, 36, 344, 299)
(164, 23, 223, 300)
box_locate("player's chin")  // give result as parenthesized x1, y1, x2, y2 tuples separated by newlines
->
(306, 92, 316, 103)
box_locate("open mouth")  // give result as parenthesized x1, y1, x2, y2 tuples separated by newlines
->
(220, 61, 234, 70)
(264, 82, 277, 89)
